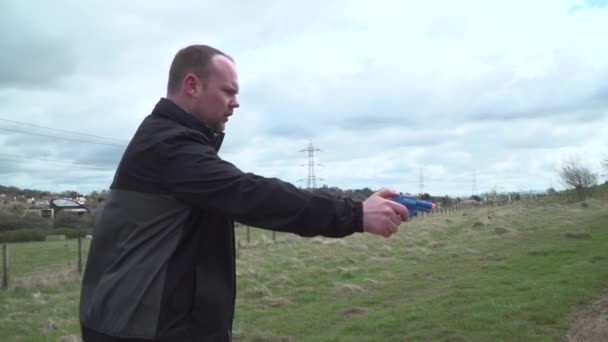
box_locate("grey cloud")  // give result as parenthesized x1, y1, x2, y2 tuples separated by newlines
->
(3, 0, 355, 90)
(0, 4, 77, 88)
(0, 158, 30, 174)
(240, 66, 434, 138)
(447, 57, 608, 125)
(263, 124, 318, 140)
(0, 125, 124, 178)
(471, 95, 608, 123)
(337, 114, 414, 131)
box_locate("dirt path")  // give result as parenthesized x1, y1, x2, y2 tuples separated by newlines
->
(563, 286, 608, 341)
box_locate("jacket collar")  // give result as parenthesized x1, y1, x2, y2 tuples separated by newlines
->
(151, 97, 225, 151)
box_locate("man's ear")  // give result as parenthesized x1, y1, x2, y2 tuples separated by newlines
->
(183, 74, 200, 96)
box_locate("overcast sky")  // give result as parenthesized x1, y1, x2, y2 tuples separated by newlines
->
(1, 0, 607, 197)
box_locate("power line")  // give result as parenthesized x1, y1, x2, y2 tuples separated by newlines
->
(0, 158, 113, 171)
(0, 127, 126, 147)
(0, 118, 129, 143)
(0, 153, 116, 170)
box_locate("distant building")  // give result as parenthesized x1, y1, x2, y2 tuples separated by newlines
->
(34, 199, 50, 206)
(24, 208, 55, 219)
(50, 198, 89, 215)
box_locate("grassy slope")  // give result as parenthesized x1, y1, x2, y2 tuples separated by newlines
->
(0, 198, 607, 341)
(232, 199, 608, 341)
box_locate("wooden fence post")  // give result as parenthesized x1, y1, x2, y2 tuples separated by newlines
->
(78, 234, 82, 275)
(2, 244, 8, 290)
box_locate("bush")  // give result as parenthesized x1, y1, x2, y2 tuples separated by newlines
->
(53, 212, 93, 230)
(0, 210, 52, 231)
(0, 211, 23, 231)
(52, 227, 91, 239)
(0, 229, 46, 243)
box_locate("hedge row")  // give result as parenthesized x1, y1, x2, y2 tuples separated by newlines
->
(0, 228, 93, 243)
(0, 210, 93, 232)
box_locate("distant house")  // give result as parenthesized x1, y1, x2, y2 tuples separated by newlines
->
(34, 199, 50, 206)
(24, 208, 55, 219)
(50, 198, 89, 215)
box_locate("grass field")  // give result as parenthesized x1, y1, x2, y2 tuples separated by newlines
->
(1, 197, 607, 341)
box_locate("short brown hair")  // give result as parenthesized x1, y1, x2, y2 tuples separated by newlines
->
(166, 45, 233, 95)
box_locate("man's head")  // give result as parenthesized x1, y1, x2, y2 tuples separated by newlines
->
(166, 45, 240, 132)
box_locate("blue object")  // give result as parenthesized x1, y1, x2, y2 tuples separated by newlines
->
(389, 195, 435, 219)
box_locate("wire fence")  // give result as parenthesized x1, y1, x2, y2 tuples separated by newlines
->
(1, 237, 90, 290)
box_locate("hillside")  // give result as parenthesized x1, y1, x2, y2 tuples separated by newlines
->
(0, 196, 607, 340)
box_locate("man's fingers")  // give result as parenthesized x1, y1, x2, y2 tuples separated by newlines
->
(388, 222, 399, 234)
(374, 188, 399, 199)
(383, 227, 392, 238)
(389, 212, 401, 226)
(386, 200, 409, 221)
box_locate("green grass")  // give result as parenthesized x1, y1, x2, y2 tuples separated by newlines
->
(1, 198, 607, 341)
(2, 239, 90, 284)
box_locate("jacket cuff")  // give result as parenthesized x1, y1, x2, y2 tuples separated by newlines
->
(353, 201, 364, 233)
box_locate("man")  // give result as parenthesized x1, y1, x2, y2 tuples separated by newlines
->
(80, 45, 409, 342)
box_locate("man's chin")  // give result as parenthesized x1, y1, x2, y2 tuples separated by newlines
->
(214, 123, 226, 133)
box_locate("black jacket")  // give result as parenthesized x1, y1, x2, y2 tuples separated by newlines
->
(79, 98, 363, 341)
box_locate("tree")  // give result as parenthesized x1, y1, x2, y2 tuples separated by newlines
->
(418, 193, 431, 201)
(471, 195, 482, 202)
(441, 195, 452, 207)
(559, 158, 597, 201)
(61, 190, 81, 199)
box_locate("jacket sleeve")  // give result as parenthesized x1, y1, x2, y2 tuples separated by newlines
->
(162, 137, 363, 238)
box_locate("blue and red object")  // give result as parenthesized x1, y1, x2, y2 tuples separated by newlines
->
(389, 195, 435, 219)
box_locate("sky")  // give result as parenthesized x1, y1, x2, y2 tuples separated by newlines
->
(1, 0, 607, 197)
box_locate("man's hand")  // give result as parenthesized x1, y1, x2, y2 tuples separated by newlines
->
(362, 188, 409, 238)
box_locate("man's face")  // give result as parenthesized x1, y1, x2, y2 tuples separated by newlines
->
(193, 55, 240, 132)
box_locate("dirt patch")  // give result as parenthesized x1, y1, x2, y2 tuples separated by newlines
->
(331, 282, 366, 298)
(494, 227, 509, 235)
(564, 232, 591, 239)
(263, 297, 291, 308)
(58, 335, 79, 342)
(340, 307, 366, 318)
(563, 287, 608, 342)
(528, 250, 548, 256)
